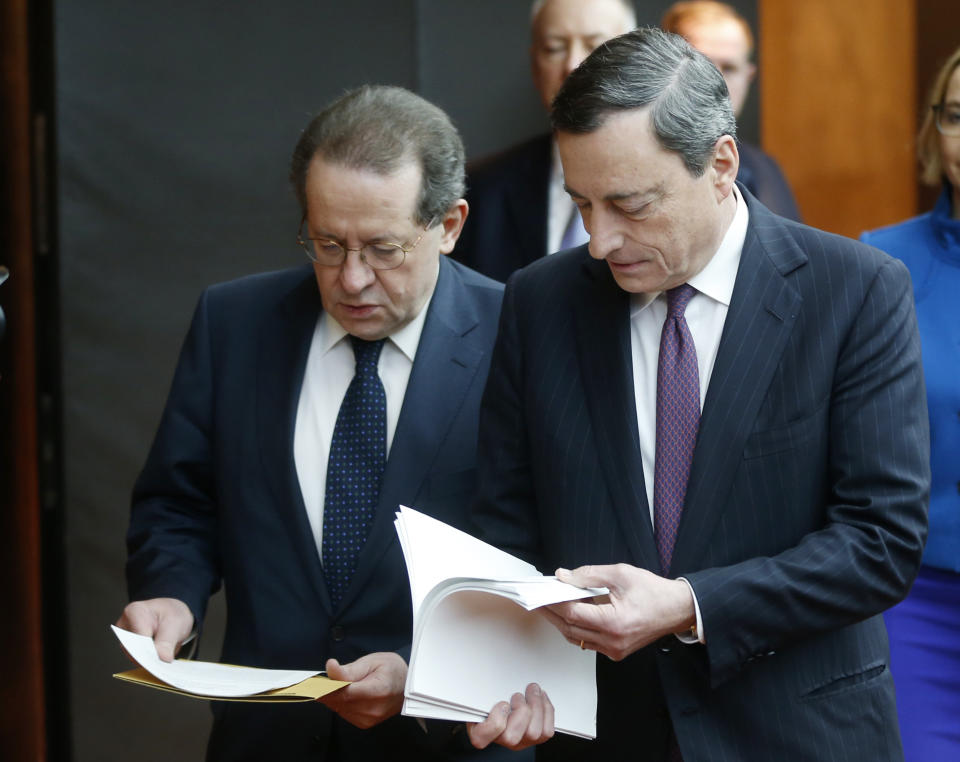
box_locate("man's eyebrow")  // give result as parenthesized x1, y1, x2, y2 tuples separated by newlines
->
(564, 184, 662, 203)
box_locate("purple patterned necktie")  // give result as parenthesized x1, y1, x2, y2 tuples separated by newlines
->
(653, 284, 700, 575)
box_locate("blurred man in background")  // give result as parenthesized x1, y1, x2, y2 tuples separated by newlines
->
(663, 0, 802, 220)
(454, 0, 636, 281)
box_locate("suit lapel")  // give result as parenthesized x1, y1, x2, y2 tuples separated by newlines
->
(336, 258, 486, 609)
(574, 256, 661, 571)
(671, 200, 806, 573)
(256, 268, 333, 613)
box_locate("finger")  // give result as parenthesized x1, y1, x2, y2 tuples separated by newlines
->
(547, 598, 611, 634)
(541, 690, 555, 741)
(467, 701, 512, 749)
(154, 615, 188, 662)
(116, 601, 157, 636)
(556, 564, 620, 592)
(498, 692, 533, 747)
(325, 658, 349, 681)
(320, 659, 355, 709)
(522, 684, 545, 744)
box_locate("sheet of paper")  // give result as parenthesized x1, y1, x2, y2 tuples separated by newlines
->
(395, 504, 539, 615)
(111, 625, 320, 697)
(407, 589, 598, 739)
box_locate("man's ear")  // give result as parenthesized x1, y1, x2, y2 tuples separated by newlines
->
(711, 135, 739, 199)
(437, 199, 469, 255)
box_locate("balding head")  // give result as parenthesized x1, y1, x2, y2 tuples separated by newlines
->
(530, 0, 637, 112)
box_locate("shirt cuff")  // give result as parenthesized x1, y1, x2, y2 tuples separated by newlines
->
(674, 577, 705, 644)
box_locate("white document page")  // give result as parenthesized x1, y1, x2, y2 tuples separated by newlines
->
(408, 589, 600, 739)
(394, 506, 607, 739)
(111, 625, 319, 697)
(395, 504, 538, 619)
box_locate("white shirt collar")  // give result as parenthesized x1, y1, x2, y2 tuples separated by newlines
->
(687, 183, 748, 307)
(630, 184, 748, 317)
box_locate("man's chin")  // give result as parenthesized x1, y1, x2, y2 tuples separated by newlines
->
(335, 311, 389, 341)
(606, 261, 664, 295)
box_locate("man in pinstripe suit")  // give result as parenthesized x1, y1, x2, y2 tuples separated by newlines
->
(467, 28, 930, 761)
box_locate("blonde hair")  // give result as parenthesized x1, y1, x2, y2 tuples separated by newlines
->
(661, 1, 754, 55)
(918, 46, 960, 186)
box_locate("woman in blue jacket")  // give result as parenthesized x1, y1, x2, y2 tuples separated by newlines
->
(860, 45, 960, 761)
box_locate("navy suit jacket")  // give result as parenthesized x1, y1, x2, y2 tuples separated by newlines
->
(737, 141, 802, 222)
(455, 133, 552, 283)
(126, 257, 522, 761)
(472, 190, 929, 761)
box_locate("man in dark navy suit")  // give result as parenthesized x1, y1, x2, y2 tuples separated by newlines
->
(663, 0, 802, 221)
(115, 86, 523, 761)
(467, 29, 928, 761)
(454, 0, 636, 282)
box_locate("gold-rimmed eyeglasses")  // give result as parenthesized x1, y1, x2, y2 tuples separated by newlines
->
(297, 217, 434, 271)
(932, 103, 960, 137)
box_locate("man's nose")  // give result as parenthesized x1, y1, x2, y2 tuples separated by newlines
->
(586, 212, 621, 261)
(339, 250, 376, 293)
(564, 41, 592, 76)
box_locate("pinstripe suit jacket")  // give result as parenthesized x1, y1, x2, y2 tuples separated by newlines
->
(472, 190, 930, 761)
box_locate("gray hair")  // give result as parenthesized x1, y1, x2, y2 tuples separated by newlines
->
(551, 26, 736, 176)
(290, 85, 465, 224)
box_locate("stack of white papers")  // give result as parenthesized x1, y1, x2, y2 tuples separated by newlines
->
(394, 506, 607, 739)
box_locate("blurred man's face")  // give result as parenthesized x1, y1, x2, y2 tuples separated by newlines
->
(530, 0, 635, 111)
(679, 17, 755, 117)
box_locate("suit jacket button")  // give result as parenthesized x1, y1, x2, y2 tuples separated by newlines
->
(331, 625, 345, 642)
(659, 646, 671, 654)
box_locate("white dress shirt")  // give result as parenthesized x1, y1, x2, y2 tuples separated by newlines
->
(629, 185, 749, 640)
(293, 289, 433, 560)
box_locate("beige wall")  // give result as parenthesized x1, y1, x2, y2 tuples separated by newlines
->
(760, 0, 917, 238)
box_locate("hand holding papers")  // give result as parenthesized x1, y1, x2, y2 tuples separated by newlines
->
(111, 625, 348, 702)
(394, 506, 608, 739)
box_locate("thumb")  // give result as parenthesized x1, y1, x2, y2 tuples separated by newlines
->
(154, 617, 188, 663)
(556, 564, 615, 592)
(325, 658, 350, 681)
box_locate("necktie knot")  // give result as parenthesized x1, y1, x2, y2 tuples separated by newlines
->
(350, 336, 385, 374)
(666, 284, 697, 318)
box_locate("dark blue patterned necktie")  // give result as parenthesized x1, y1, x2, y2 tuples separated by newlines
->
(653, 284, 700, 575)
(323, 336, 387, 608)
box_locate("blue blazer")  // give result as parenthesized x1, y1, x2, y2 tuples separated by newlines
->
(861, 186, 960, 572)
(473, 189, 929, 761)
(126, 257, 521, 761)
